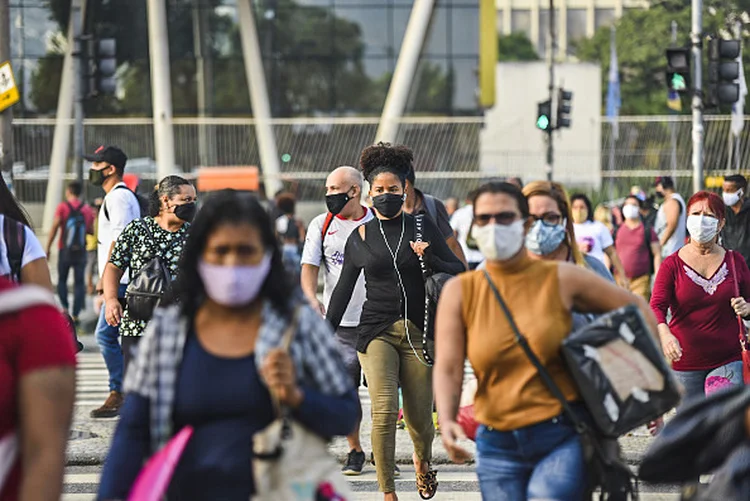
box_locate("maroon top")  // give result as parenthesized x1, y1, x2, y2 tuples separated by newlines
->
(615, 223, 659, 279)
(650, 250, 750, 371)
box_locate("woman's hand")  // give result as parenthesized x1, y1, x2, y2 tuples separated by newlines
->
(731, 297, 750, 318)
(105, 299, 123, 327)
(439, 420, 472, 464)
(410, 240, 430, 258)
(261, 349, 304, 408)
(660, 329, 682, 364)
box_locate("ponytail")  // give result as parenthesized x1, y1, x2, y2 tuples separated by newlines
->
(148, 188, 161, 217)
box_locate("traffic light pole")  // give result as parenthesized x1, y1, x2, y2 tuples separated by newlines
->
(72, 0, 85, 185)
(546, 0, 555, 181)
(691, 0, 704, 193)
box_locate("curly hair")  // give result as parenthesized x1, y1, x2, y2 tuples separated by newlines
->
(359, 142, 414, 183)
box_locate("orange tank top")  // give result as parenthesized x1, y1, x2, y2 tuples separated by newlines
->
(460, 254, 579, 431)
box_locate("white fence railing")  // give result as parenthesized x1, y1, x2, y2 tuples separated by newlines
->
(9, 115, 750, 204)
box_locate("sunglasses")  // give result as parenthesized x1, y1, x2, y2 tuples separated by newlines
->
(473, 211, 520, 226)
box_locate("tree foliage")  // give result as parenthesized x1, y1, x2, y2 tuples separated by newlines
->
(498, 33, 539, 62)
(573, 0, 750, 115)
(30, 0, 452, 117)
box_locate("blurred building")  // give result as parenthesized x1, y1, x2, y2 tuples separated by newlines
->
(9, 0, 480, 118)
(496, 0, 649, 58)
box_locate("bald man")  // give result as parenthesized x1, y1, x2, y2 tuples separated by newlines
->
(300, 166, 374, 475)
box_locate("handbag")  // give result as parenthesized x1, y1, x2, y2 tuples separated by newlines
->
(456, 378, 479, 441)
(639, 384, 750, 483)
(483, 271, 638, 501)
(561, 304, 680, 438)
(728, 251, 750, 383)
(252, 308, 351, 501)
(125, 221, 184, 322)
(414, 213, 454, 365)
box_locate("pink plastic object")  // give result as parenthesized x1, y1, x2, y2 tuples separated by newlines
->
(705, 376, 733, 396)
(127, 426, 194, 501)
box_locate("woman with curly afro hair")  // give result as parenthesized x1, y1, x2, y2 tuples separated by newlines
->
(359, 142, 467, 269)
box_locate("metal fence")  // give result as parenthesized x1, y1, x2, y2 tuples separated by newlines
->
(9, 115, 750, 205)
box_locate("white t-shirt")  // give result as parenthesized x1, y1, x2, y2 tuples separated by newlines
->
(301, 208, 374, 328)
(450, 204, 484, 264)
(98, 183, 141, 284)
(0, 214, 46, 281)
(573, 220, 613, 266)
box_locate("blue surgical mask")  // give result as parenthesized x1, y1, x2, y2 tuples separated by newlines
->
(525, 219, 567, 256)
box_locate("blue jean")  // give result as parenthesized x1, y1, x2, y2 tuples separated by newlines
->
(57, 250, 86, 317)
(95, 284, 128, 393)
(476, 411, 588, 501)
(672, 360, 744, 404)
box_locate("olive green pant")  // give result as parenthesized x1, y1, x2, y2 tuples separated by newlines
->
(358, 320, 434, 493)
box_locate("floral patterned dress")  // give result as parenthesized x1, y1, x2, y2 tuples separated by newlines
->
(109, 217, 189, 337)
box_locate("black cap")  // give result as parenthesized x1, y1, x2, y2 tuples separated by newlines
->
(84, 145, 127, 171)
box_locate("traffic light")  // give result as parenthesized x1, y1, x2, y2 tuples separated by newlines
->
(556, 89, 572, 128)
(536, 100, 552, 131)
(666, 48, 690, 94)
(708, 38, 740, 105)
(87, 38, 117, 97)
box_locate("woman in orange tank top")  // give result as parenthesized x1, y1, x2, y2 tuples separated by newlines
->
(433, 182, 660, 500)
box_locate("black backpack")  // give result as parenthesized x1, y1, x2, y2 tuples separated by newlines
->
(104, 184, 148, 220)
(62, 202, 87, 255)
(125, 221, 184, 322)
(3, 216, 26, 283)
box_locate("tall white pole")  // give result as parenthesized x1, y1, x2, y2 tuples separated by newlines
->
(147, 0, 176, 180)
(691, 0, 704, 194)
(44, 0, 87, 235)
(237, 0, 281, 199)
(375, 0, 436, 143)
(0, 0, 13, 177)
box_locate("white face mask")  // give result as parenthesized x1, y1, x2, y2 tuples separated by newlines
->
(686, 215, 720, 244)
(622, 204, 640, 220)
(471, 220, 525, 261)
(723, 189, 743, 207)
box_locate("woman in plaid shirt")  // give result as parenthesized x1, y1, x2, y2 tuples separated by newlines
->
(97, 191, 358, 501)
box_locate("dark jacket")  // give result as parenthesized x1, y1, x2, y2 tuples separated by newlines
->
(722, 199, 750, 266)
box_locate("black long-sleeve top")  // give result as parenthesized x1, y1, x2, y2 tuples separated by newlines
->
(327, 212, 464, 352)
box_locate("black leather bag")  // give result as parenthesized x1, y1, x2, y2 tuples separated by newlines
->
(484, 272, 639, 501)
(561, 304, 681, 438)
(125, 222, 183, 322)
(414, 214, 454, 364)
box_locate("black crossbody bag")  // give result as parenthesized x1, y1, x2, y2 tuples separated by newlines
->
(483, 271, 638, 501)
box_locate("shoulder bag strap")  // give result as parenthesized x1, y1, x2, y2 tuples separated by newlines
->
(4, 217, 25, 283)
(729, 251, 747, 349)
(320, 213, 335, 270)
(482, 270, 588, 434)
(414, 214, 429, 280)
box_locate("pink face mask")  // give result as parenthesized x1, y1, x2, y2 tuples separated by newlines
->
(198, 253, 272, 307)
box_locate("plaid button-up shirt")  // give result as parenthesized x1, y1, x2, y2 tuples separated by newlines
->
(124, 300, 353, 452)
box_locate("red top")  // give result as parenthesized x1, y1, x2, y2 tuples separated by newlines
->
(650, 250, 750, 371)
(0, 278, 77, 501)
(615, 223, 659, 279)
(53, 199, 95, 250)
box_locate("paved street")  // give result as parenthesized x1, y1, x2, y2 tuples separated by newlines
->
(67, 335, 682, 500)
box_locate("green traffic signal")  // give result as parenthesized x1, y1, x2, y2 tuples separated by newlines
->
(537, 99, 552, 131)
(671, 74, 687, 91)
(281, 153, 292, 163)
(536, 115, 550, 130)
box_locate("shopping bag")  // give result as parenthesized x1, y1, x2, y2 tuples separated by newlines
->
(127, 426, 194, 501)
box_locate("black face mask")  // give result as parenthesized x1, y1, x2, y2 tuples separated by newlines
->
(655, 190, 665, 199)
(89, 166, 112, 186)
(372, 193, 405, 219)
(325, 189, 353, 216)
(173, 202, 197, 222)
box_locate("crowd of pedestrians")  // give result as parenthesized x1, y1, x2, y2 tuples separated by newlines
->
(7, 135, 750, 501)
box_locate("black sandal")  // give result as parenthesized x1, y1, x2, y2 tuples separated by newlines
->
(416, 467, 438, 499)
